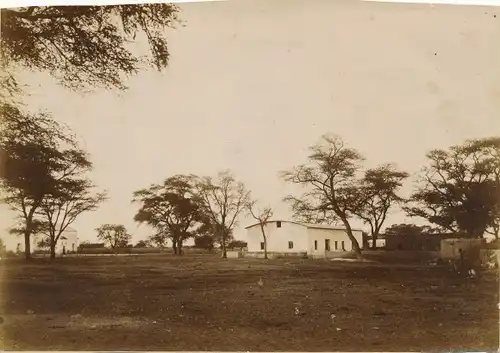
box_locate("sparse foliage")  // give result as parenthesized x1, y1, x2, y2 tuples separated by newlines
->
(95, 224, 131, 250)
(1, 5, 179, 91)
(247, 200, 273, 259)
(282, 134, 366, 258)
(193, 170, 251, 258)
(0, 65, 24, 105)
(36, 151, 107, 259)
(147, 230, 169, 249)
(38, 179, 107, 259)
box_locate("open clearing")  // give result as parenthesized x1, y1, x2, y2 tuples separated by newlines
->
(0, 255, 498, 351)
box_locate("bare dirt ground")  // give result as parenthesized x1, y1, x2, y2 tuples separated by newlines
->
(0, 255, 498, 351)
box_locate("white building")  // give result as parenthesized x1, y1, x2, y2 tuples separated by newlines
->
(245, 220, 364, 257)
(57, 227, 79, 253)
(367, 238, 386, 248)
(4, 227, 79, 255)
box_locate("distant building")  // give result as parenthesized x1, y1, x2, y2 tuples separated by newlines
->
(245, 220, 363, 257)
(385, 233, 456, 251)
(5, 227, 79, 255)
(57, 228, 79, 253)
(440, 238, 486, 260)
(367, 238, 386, 248)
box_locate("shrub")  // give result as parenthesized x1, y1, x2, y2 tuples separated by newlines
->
(79, 243, 105, 249)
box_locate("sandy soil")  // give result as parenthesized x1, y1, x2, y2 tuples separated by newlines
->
(0, 255, 497, 351)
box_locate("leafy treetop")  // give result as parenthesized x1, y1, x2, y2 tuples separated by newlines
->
(1, 5, 179, 91)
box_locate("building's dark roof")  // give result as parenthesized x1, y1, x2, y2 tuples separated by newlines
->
(386, 233, 456, 239)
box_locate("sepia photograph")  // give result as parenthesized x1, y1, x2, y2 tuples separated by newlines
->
(0, 0, 499, 351)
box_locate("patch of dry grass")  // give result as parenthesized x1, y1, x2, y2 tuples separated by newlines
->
(0, 255, 498, 351)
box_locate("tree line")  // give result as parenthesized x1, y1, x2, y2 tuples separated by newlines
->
(131, 172, 269, 258)
(0, 106, 271, 260)
(0, 105, 107, 260)
(1, 119, 498, 261)
(282, 134, 499, 259)
(0, 4, 180, 261)
(0, 6, 498, 261)
(91, 133, 500, 261)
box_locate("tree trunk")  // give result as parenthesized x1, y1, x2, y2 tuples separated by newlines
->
(172, 240, 178, 255)
(49, 233, 56, 260)
(24, 232, 31, 260)
(341, 218, 363, 259)
(50, 243, 56, 260)
(260, 225, 268, 259)
(371, 233, 377, 250)
(178, 240, 183, 256)
(221, 233, 227, 259)
(362, 233, 369, 250)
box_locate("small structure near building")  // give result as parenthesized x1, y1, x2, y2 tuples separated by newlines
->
(245, 220, 363, 258)
(385, 233, 455, 251)
(57, 228, 79, 254)
(226, 250, 244, 259)
(440, 238, 486, 262)
(367, 238, 386, 249)
(438, 238, 497, 273)
(6, 227, 79, 256)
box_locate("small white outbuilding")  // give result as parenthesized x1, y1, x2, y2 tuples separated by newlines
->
(4, 227, 79, 255)
(245, 220, 363, 257)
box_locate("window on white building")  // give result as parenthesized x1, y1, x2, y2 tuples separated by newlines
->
(335, 241, 338, 250)
(325, 239, 330, 251)
(260, 242, 265, 250)
(288, 241, 293, 249)
(277, 221, 282, 228)
(341, 241, 345, 250)
(314, 240, 318, 250)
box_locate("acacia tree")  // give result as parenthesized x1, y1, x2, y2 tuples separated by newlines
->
(282, 134, 367, 259)
(467, 137, 500, 238)
(38, 177, 107, 259)
(96, 224, 131, 251)
(383, 223, 437, 237)
(194, 170, 251, 259)
(405, 137, 500, 238)
(0, 104, 79, 260)
(1, 5, 179, 92)
(352, 164, 409, 249)
(247, 201, 273, 259)
(133, 175, 207, 255)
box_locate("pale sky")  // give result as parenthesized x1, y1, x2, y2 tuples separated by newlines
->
(1, 0, 499, 247)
